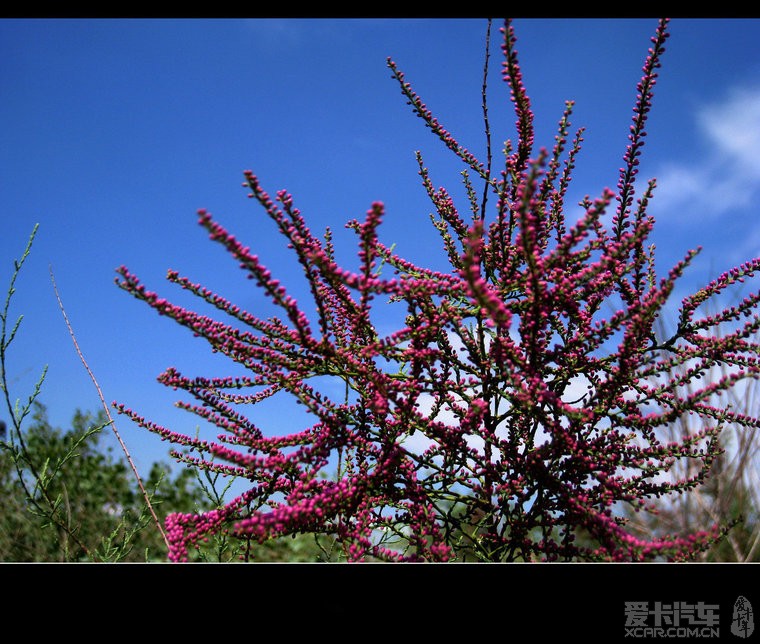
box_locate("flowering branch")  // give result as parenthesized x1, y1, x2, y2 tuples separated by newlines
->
(115, 18, 760, 562)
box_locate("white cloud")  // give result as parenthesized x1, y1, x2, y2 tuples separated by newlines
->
(397, 328, 595, 461)
(698, 87, 760, 177)
(651, 84, 760, 221)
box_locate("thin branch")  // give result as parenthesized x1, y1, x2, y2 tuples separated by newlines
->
(50, 265, 170, 551)
(479, 18, 493, 222)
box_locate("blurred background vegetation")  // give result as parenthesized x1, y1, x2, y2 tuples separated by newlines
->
(0, 403, 334, 562)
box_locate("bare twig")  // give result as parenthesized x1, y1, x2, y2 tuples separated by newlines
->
(479, 18, 493, 221)
(50, 266, 170, 551)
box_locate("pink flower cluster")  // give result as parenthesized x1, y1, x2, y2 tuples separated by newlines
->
(115, 19, 760, 561)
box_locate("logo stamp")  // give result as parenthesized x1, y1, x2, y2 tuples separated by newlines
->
(732, 596, 755, 639)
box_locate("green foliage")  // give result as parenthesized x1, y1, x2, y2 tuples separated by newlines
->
(0, 403, 198, 561)
(0, 403, 340, 562)
(0, 224, 337, 562)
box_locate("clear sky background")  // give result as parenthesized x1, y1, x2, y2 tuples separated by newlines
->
(2, 18, 760, 478)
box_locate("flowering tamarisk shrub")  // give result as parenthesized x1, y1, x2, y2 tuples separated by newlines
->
(114, 18, 760, 562)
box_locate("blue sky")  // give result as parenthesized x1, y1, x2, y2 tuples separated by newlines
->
(1, 18, 760, 477)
